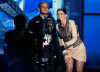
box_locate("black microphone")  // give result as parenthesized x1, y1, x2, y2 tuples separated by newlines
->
(61, 46, 64, 51)
(57, 19, 61, 25)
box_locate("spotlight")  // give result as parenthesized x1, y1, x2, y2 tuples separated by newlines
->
(0, 0, 29, 23)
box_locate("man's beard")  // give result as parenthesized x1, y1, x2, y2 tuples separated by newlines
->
(40, 11, 48, 15)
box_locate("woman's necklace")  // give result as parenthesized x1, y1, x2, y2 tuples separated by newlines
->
(61, 19, 67, 27)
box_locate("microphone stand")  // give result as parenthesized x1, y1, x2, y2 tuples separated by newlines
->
(59, 46, 64, 72)
(59, 46, 62, 72)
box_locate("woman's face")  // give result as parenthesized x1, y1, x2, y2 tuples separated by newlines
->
(57, 10, 67, 21)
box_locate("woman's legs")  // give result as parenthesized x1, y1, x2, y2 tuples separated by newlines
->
(64, 56, 74, 72)
(75, 60, 84, 72)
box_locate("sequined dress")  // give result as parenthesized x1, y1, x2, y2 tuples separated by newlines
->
(56, 20, 86, 62)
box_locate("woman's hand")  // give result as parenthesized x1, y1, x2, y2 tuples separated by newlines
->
(64, 55, 71, 64)
(59, 39, 65, 46)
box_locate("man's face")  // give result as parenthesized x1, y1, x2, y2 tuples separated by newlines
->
(38, 3, 48, 14)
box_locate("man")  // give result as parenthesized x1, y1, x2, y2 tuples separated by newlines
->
(5, 14, 32, 72)
(27, 1, 57, 72)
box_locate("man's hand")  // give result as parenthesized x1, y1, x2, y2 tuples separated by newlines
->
(42, 42, 44, 49)
(29, 31, 33, 34)
(54, 55, 56, 58)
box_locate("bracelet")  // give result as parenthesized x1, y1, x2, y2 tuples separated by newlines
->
(65, 43, 72, 49)
(65, 43, 68, 47)
(63, 53, 68, 56)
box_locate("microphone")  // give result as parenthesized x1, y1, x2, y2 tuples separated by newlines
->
(61, 46, 64, 51)
(57, 19, 61, 25)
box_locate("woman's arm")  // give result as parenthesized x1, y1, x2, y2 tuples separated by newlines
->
(65, 20, 77, 46)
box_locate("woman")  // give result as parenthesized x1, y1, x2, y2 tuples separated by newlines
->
(56, 8, 86, 72)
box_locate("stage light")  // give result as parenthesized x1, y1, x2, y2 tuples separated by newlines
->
(0, 0, 29, 23)
(0, 3, 18, 18)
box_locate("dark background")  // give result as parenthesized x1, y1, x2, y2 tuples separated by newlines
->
(0, 0, 100, 71)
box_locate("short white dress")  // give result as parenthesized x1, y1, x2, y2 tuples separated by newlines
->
(56, 20, 86, 62)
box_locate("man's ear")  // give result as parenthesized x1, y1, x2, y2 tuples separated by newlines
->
(38, 8, 40, 11)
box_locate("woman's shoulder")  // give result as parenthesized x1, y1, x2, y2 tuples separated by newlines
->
(69, 20, 75, 23)
(68, 20, 77, 30)
(69, 20, 76, 26)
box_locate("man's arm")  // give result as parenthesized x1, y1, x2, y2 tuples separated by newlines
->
(27, 19, 34, 34)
